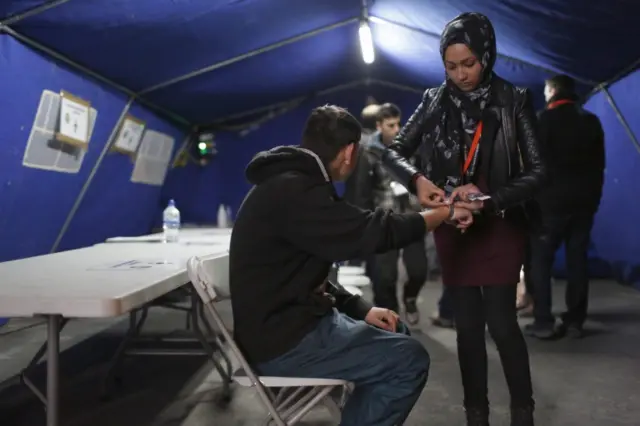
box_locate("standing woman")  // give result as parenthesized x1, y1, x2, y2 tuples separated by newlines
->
(383, 12, 545, 426)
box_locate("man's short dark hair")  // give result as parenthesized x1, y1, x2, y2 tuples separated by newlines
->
(360, 104, 380, 132)
(301, 105, 362, 164)
(546, 74, 576, 95)
(376, 103, 401, 122)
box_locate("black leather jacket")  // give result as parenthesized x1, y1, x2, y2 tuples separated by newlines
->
(382, 76, 546, 215)
(349, 133, 422, 213)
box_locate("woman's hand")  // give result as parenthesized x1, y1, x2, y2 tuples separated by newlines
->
(451, 207, 474, 229)
(415, 175, 446, 208)
(450, 183, 484, 211)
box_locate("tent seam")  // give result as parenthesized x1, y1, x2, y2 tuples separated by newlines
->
(137, 17, 360, 95)
(0, 0, 71, 26)
(0, 23, 192, 128)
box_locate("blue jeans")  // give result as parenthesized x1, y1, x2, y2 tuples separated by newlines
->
(256, 309, 430, 426)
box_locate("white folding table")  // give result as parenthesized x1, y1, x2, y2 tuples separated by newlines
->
(104, 227, 232, 244)
(97, 229, 234, 401)
(0, 243, 229, 426)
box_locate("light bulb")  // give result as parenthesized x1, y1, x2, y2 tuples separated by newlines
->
(359, 21, 375, 65)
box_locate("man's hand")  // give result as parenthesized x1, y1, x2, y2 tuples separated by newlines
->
(451, 207, 474, 229)
(365, 307, 399, 332)
(415, 175, 446, 208)
(449, 183, 484, 211)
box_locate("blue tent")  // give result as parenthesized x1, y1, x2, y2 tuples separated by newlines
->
(0, 0, 639, 288)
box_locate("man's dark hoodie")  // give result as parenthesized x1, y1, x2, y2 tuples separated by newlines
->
(229, 146, 427, 364)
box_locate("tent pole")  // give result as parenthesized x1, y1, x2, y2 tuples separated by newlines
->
(317, 79, 369, 95)
(364, 78, 425, 94)
(50, 99, 134, 253)
(208, 97, 307, 125)
(603, 88, 640, 154)
(199, 78, 426, 128)
(0, 0, 71, 26)
(585, 56, 640, 101)
(0, 24, 191, 127)
(170, 127, 198, 167)
(361, 0, 370, 19)
(137, 17, 359, 95)
(200, 80, 368, 128)
(368, 16, 596, 86)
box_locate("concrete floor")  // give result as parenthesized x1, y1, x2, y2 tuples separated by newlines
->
(1, 280, 639, 426)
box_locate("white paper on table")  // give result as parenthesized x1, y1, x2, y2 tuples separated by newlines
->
(87, 259, 177, 271)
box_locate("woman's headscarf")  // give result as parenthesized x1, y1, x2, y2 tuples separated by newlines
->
(440, 12, 497, 135)
(424, 12, 497, 183)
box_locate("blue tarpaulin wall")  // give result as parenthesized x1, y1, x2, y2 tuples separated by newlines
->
(0, 1, 639, 290)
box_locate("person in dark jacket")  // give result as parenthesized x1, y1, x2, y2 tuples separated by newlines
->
(343, 103, 380, 267)
(525, 75, 605, 340)
(343, 103, 380, 205)
(229, 104, 474, 426)
(349, 103, 428, 324)
(382, 13, 546, 426)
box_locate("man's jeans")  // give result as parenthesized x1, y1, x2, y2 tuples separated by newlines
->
(256, 309, 430, 426)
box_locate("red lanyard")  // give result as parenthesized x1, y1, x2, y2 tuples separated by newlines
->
(548, 99, 575, 109)
(462, 121, 483, 174)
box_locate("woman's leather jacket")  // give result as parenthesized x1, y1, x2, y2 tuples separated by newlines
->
(382, 76, 547, 216)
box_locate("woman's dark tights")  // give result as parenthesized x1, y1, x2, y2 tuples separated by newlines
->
(450, 284, 534, 409)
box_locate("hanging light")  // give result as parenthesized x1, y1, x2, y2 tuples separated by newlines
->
(359, 20, 375, 65)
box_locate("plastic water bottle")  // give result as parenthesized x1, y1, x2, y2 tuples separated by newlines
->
(163, 199, 181, 243)
(226, 205, 233, 225)
(217, 204, 229, 228)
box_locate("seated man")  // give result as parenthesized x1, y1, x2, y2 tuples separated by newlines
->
(229, 105, 472, 426)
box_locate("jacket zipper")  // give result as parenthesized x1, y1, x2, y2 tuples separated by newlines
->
(502, 108, 512, 177)
(498, 109, 511, 217)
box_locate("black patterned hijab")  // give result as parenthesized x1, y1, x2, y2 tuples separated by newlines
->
(441, 12, 497, 134)
(425, 12, 497, 182)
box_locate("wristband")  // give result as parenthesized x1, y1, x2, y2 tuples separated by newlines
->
(447, 204, 455, 220)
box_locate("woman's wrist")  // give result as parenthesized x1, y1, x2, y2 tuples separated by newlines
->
(447, 204, 455, 220)
(411, 172, 424, 186)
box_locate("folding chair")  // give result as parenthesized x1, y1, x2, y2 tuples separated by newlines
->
(187, 254, 352, 425)
(342, 285, 363, 297)
(336, 265, 366, 276)
(337, 265, 371, 289)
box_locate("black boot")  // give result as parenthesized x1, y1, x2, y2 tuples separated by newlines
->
(465, 407, 489, 426)
(510, 405, 534, 426)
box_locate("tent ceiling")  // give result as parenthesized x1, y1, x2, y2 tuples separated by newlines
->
(1, 0, 639, 125)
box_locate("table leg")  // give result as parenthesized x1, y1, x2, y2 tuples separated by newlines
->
(46, 315, 61, 426)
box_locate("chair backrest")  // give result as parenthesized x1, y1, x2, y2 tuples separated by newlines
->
(187, 252, 230, 304)
(186, 254, 282, 418)
(186, 254, 246, 366)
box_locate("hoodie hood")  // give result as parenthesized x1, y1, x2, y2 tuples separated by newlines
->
(245, 146, 331, 185)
